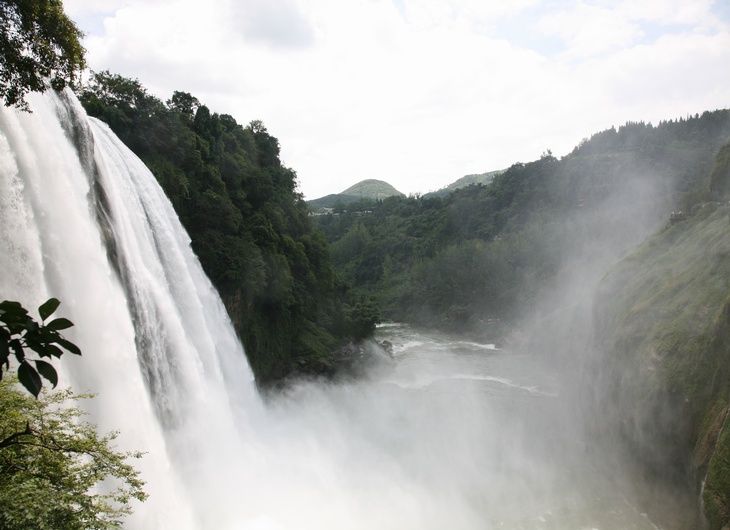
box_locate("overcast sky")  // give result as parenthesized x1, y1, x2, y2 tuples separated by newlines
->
(63, 0, 730, 199)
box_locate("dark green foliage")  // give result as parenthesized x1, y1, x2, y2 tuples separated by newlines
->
(80, 72, 369, 384)
(340, 290, 380, 341)
(0, 0, 85, 110)
(0, 299, 81, 397)
(316, 156, 576, 332)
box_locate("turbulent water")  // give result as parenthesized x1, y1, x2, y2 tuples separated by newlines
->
(0, 91, 664, 529)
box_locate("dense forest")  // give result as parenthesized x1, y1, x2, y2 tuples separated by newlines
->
(316, 112, 730, 342)
(80, 71, 379, 384)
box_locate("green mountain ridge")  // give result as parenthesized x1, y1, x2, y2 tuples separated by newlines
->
(341, 179, 404, 198)
(308, 172, 504, 209)
(423, 169, 504, 198)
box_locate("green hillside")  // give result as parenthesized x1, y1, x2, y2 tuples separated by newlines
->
(308, 179, 404, 209)
(307, 193, 367, 209)
(341, 179, 404, 198)
(423, 169, 504, 198)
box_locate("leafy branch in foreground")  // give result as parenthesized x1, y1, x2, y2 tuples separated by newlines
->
(0, 298, 81, 397)
(0, 377, 147, 529)
(0, 0, 86, 110)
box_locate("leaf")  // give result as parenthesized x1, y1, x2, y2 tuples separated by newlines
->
(46, 344, 64, 358)
(25, 337, 50, 358)
(0, 333, 8, 365)
(34, 360, 58, 388)
(18, 362, 42, 398)
(55, 337, 81, 355)
(10, 338, 25, 363)
(0, 300, 28, 331)
(24, 316, 38, 333)
(38, 298, 61, 321)
(0, 300, 25, 316)
(46, 317, 73, 331)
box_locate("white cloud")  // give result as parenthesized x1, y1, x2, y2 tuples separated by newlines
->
(538, 4, 643, 59)
(63, 0, 730, 199)
(227, 0, 316, 50)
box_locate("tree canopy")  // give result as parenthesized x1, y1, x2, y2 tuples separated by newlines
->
(0, 0, 85, 110)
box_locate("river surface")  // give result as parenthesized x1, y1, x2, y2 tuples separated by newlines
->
(235, 323, 666, 529)
(321, 322, 662, 530)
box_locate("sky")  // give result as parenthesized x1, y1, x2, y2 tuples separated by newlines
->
(62, 0, 730, 200)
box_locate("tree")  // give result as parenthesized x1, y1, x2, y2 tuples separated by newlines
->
(0, 377, 147, 529)
(0, 299, 81, 398)
(167, 90, 200, 117)
(342, 292, 381, 341)
(0, 0, 86, 110)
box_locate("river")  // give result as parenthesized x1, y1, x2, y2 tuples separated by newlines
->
(239, 323, 664, 530)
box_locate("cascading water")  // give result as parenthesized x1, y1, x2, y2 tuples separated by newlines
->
(0, 90, 261, 528)
(1, 90, 671, 529)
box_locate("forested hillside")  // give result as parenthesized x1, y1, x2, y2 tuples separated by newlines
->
(422, 169, 503, 198)
(80, 71, 378, 384)
(316, 112, 730, 341)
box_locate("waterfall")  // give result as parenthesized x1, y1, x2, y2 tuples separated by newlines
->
(0, 90, 261, 529)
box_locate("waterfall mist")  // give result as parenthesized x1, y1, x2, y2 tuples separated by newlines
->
(0, 91, 672, 529)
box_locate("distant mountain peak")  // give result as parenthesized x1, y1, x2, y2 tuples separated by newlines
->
(340, 179, 404, 199)
(307, 179, 404, 209)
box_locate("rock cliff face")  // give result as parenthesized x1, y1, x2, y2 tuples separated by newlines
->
(586, 205, 730, 529)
